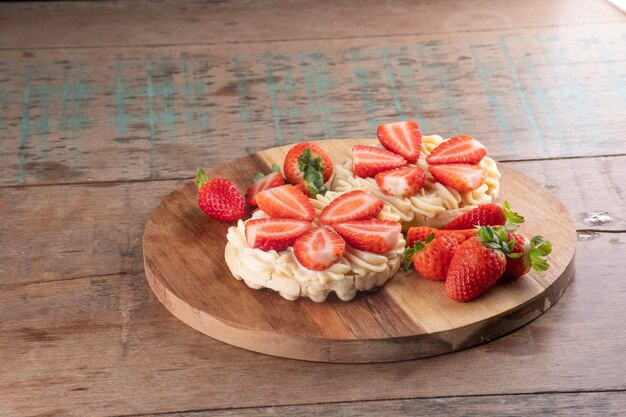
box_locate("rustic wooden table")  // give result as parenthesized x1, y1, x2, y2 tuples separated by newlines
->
(1, 1, 625, 416)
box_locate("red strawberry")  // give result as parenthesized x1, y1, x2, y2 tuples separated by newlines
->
(407, 226, 478, 246)
(245, 171, 285, 207)
(332, 220, 402, 254)
(283, 142, 333, 196)
(377, 121, 422, 163)
(245, 218, 311, 251)
(443, 201, 524, 231)
(403, 233, 466, 281)
(428, 164, 487, 192)
(445, 226, 513, 302)
(352, 145, 407, 178)
(426, 134, 487, 165)
(503, 233, 552, 278)
(320, 190, 384, 224)
(256, 184, 315, 221)
(293, 226, 346, 271)
(196, 169, 245, 222)
(375, 166, 425, 198)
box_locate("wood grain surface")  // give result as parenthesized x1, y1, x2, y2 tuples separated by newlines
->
(143, 139, 576, 362)
(1, 0, 624, 415)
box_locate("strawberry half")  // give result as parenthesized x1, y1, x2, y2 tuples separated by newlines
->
(426, 134, 487, 165)
(256, 184, 315, 222)
(377, 121, 422, 163)
(332, 219, 402, 254)
(293, 226, 346, 271)
(407, 226, 478, 247)
(320, 190, 384, 225)
(445, 226, 514, 302)
(196, 169, 246, 222)
(352, 145, 407, 178)
(503, 233, 551, 278)
(402, 232, 466, 281)
(245, 218, 311, 252)
(428, 164, 487, 192)
(443, 201, 524, 231)
(245, 168, 285, 207)
(375, 166, 425, 198)
(283, 142, 333, 197)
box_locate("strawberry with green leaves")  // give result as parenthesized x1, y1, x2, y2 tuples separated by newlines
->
(503, 233, 552, 278)
(283, 142, 333, 197)
(443, 201, 524, 232)
(196, 168, 246, 222)
(402, 232, 465, 281)
(445, 226, 517, 302)
(245, 164, 285, 207)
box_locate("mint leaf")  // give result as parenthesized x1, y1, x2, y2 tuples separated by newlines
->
(296, 146, 328, 197)
(196, 168, 208, 190)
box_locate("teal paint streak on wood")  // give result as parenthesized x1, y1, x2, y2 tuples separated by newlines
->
(145, 55, 157, 164)
(311, 52, 337, 139)
(589, 36, 626, 108)
(350, 48, 379, 134)
(18, 62, 31, 184)
(60, 63, 69, 132)
(192, 58, 210, 142)
(233, 54, 252, 151)
(279, 54, 302, 143)
(468, 43, 512, 150)
(35, 83, 51, 169)
(157, 57, 176, 144)
(539, 35, 593, 146)
(498, 36, 549, 157)
(68, 63, 92, 169)
(181, 54, 196, 143)
(114, 57, 130, 136)
(397, 47, 430, 134)
(263, 52, 284, 145)
(299, 52, 324, 139)
(381, 46, 406, 120)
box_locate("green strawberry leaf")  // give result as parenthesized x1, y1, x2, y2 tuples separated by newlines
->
(477, 225, 516, 255)
(196, 168, 208, 190)
(252, 172, 265, 182)
(529, 235, 552, 271)
(272, 163, 281, 173)
(502, 200, 525, 232)
(297, 147, 328, 197)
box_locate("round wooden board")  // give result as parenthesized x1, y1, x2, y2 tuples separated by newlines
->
(143, 139, 576, 363)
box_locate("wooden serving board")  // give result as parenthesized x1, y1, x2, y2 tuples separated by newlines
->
(143, 139, 576, 363)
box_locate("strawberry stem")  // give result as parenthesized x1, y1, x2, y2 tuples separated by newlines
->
(477, 226, 516, 254)
(502, 201, 525, 232)
(196, 168, 208, 191)
(401, 233, 434, 274)
(297, 148, 328, 197)
(529, 235, 552, 271)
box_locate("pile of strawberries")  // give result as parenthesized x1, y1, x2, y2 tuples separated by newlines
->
(403, 202, 551, 302)
(196, 142, 402, 271)
(352, 120, 490, 196)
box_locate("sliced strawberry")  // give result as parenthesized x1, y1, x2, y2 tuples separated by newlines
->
(426, 134, 487, 165)
(429, 164, 487, 192)
(332, 219, 402, 254)
(443, 201, 524, 231)
(320, 190, 384, 224)
(352, 145, 407, 178)
(245, 218, 311, 251)
(377, 121, 422, 163)
(245, 171, 285, 207)
(293, 226, 346, 271)
(256, 184, 315, 221)
(375, 166, 425, 198)
(407, 226, 478, 247)
(283, 142, 333, 196)
(196, 169, 246, 222)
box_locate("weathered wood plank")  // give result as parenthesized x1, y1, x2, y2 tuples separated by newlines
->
(0, 0, 622, 49)
(154, 391, 626, 417)
(1, 23, 625, 186)
(1, 155, 624, 288)
(0, 233, 624, 416)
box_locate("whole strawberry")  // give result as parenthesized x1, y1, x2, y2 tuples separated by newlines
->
(445, 226, 515, 302)
(406, 226, 478, 247)
(503, 233, 552, 278)
(443, 201, 524, 231)
(196, 168, 246, 222)
(402, 232, 465, 281)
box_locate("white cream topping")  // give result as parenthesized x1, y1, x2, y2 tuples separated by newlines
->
(225, 192, 405, 302)
(332, 135, 501, 229)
